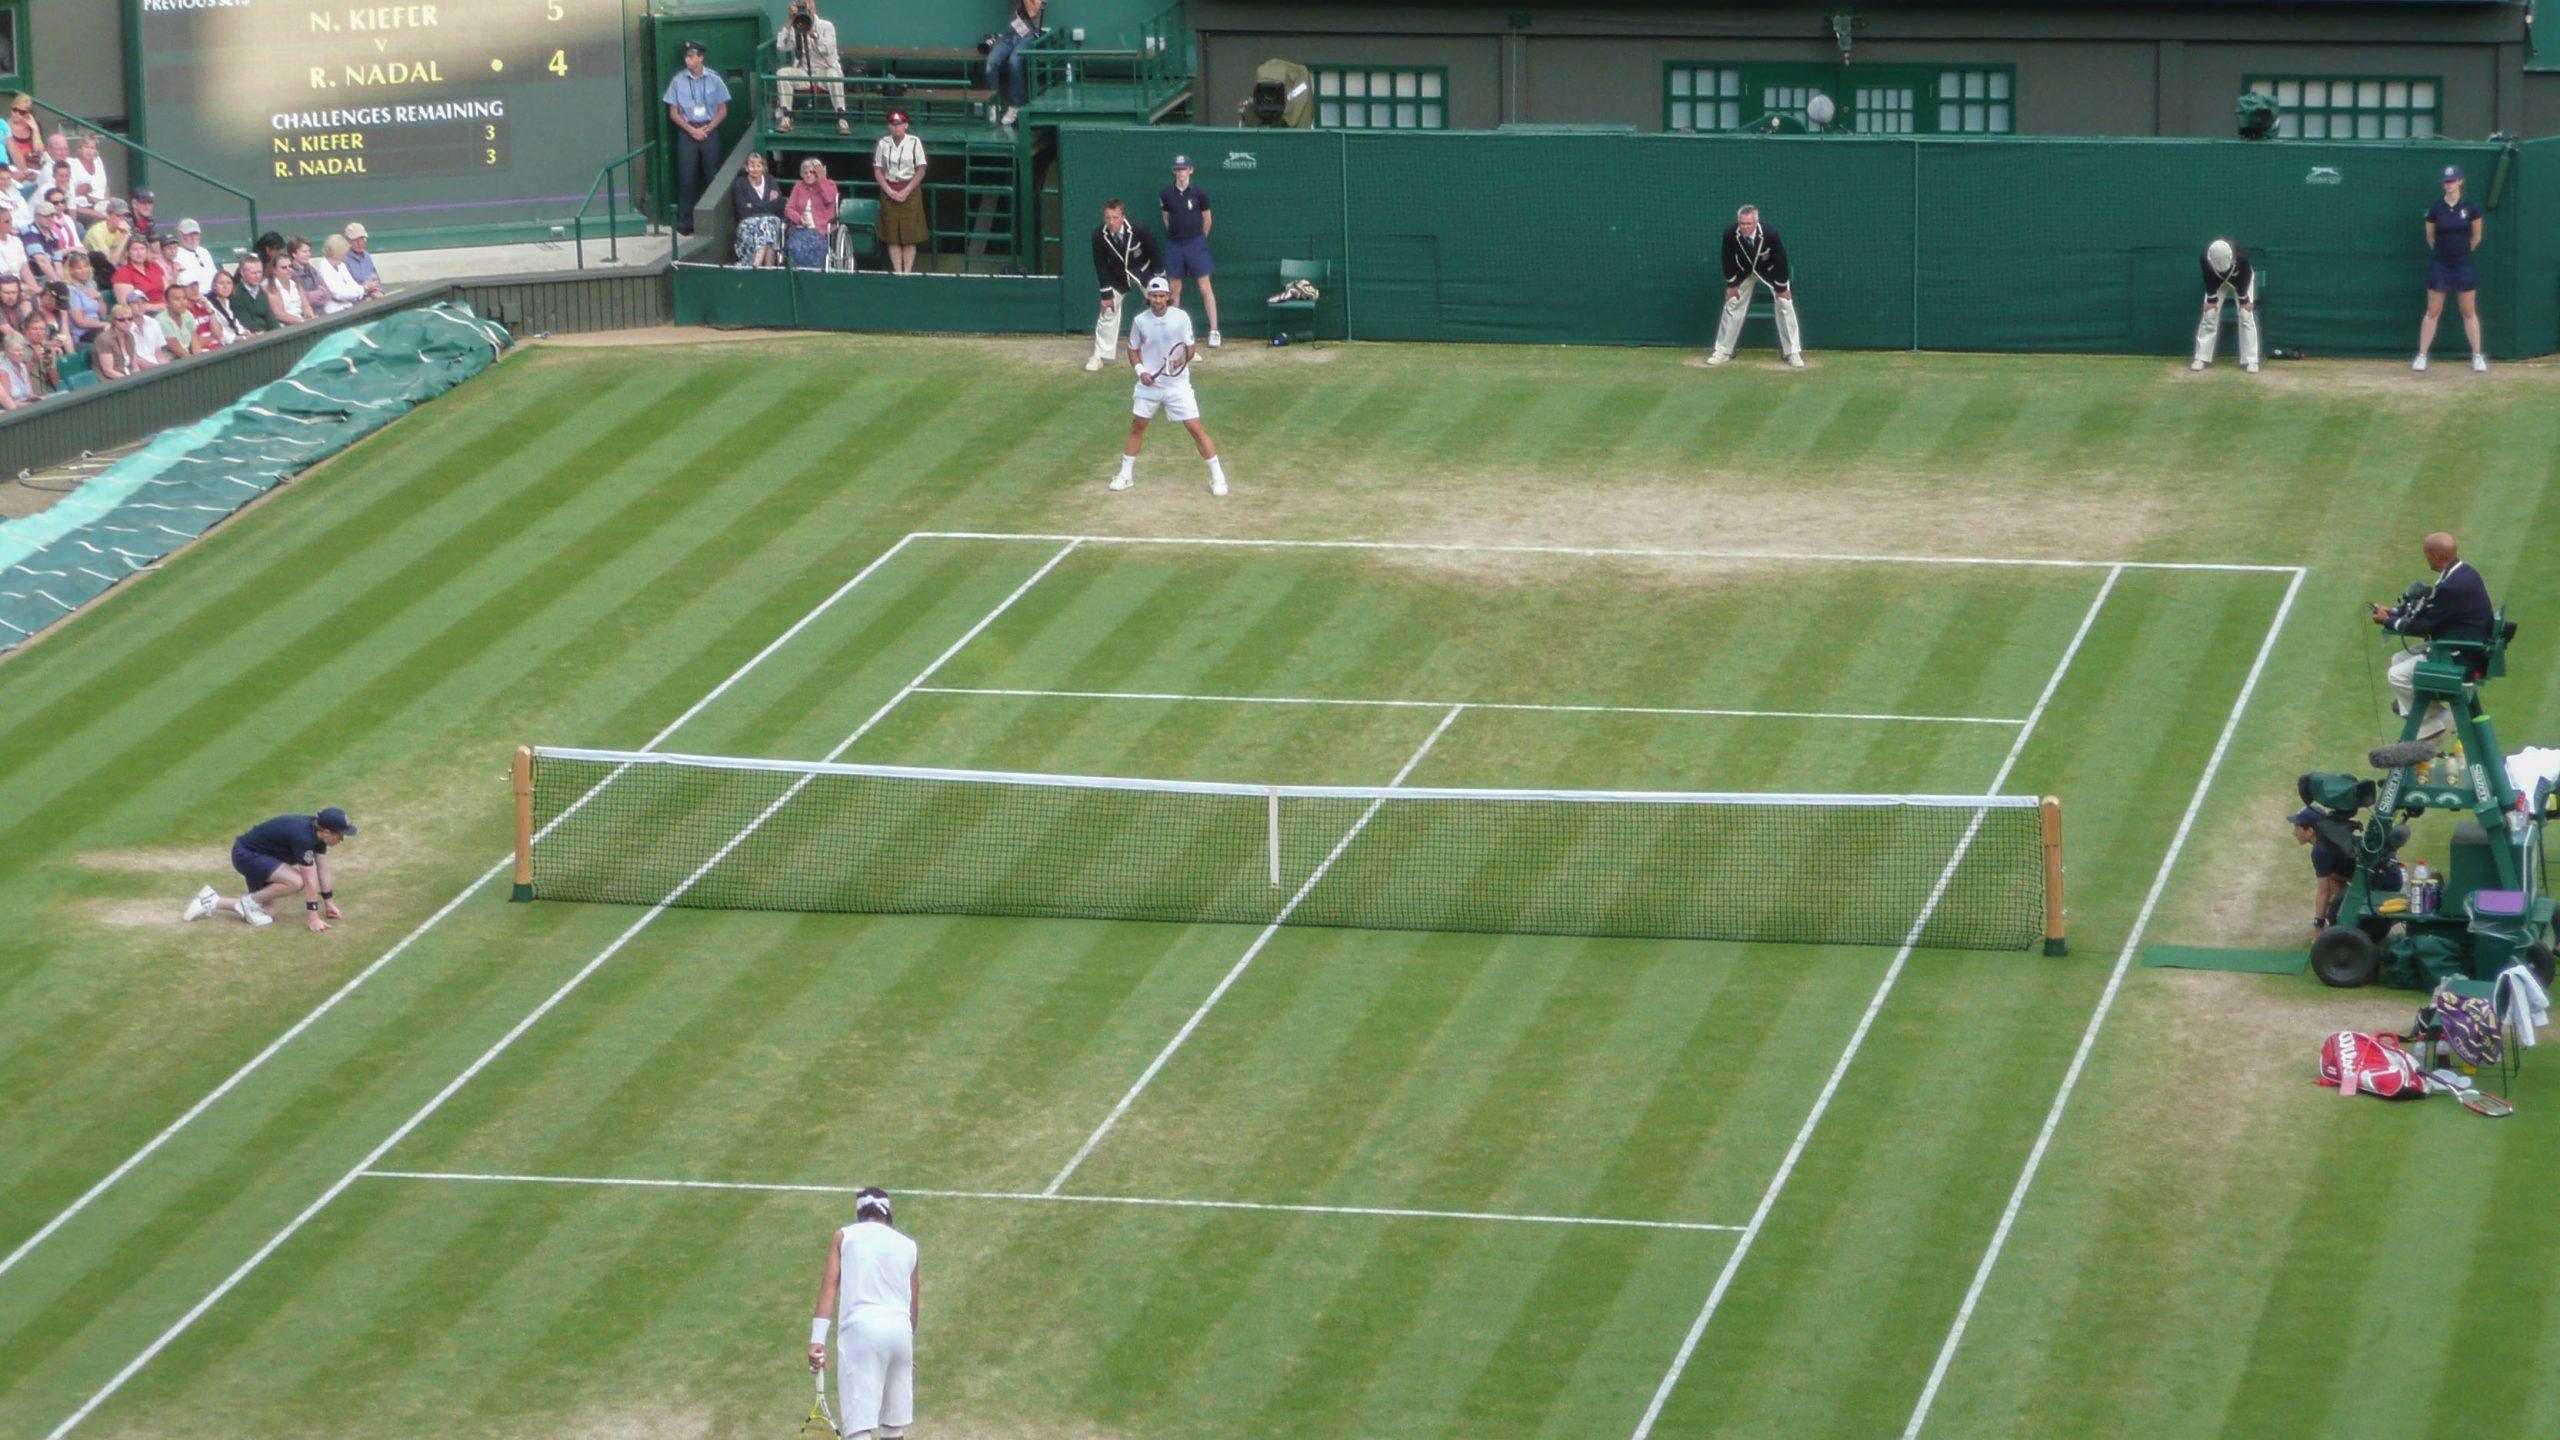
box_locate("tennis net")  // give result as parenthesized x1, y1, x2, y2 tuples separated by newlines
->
(514, 746, 2062, 951)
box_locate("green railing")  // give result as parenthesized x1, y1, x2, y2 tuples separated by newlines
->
(571, 141, 656, 270)
(1021, 1, 1190, 118)
(751, 69, 990, 137)
(23, 95, 260, 254)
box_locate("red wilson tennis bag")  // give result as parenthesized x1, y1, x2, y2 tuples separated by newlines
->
(2318, 1030, 2426, 1099)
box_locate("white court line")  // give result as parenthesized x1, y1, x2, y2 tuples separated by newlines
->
(359, 1168, 1744, 1235)
(914, 684, 2023, 728)
(1899, 565, 2305, 1440)
(913, 529, 2308, 575)
(0, 531, 928, 1289)
(1042, 702, 1468, 1197)
(1626, 564, 2124, 1440)
(43, 541, 1081, 1440)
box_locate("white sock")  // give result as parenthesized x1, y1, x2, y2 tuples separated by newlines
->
(1206, 456, 1225, 481)
(1117, 455, 1134, 478)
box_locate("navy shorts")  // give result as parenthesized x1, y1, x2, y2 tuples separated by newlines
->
(1164, 237, 1214, 279)
(231, 842, 286, 890)
(2427, 258, 2477, 294)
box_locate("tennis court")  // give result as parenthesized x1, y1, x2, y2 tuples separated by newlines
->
(15, 337, 2545, 1440)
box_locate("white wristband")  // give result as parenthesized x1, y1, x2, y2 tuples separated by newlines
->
(810, 1316, 831, 1346)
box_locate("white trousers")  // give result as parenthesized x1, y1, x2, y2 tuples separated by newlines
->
(1093, 290, 1128, 362)
(1711, 278, 1801, 361)
(836, 1309, 915, 1437)
(2386, 648, 2455, 742)
(2194, 277, 2260, 367)
(779, 64, 849, 116)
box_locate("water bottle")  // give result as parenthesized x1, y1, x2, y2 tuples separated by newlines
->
(2410, 863, 2432, 913)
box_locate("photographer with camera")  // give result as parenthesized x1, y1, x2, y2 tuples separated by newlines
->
(985, 0, 1044, 128)
(2371, 531, 2494, 743)
(776, 0, 848, 136)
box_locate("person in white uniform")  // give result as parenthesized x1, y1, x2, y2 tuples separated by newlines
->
(2192, 238, 2260, 373)
(809, 1188, 920, 1440)
(1115, 275, 1228, 496)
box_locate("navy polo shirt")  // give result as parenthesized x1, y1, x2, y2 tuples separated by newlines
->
(2428, 198, 2480, 260)
(237, 813, 327, 867)
(1161, 183, 1210, 242)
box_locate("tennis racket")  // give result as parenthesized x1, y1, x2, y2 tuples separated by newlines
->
(799, 1364, 838, 1439)
(2458, 1088, 2515, 1117)
(1145, 341, 1192, 386)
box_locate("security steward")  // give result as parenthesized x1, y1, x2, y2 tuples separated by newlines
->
(2370, 531, 2494, 742)
(1087, 198, 1164, 372)
(663, 41, 731, 237)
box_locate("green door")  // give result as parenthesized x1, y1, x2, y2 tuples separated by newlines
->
(647, 7, 767, 224)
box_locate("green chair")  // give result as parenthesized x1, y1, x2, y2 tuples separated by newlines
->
(1268, 258, 1330, 343)
(830, 196, 882, 272)
(57, 349, 94, 393)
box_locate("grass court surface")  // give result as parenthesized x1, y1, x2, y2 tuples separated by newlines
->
(4, 335, 2558, 1439)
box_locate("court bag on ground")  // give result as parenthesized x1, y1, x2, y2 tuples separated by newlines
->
(2319, 1030, 2427, 1099)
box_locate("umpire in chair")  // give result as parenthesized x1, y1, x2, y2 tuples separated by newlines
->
(2372, 531, 2494, 743)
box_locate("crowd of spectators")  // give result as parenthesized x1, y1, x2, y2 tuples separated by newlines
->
(0, 95, 393, 411)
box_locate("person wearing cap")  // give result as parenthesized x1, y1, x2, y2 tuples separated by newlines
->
(809, 1187, 919, 1440)
(2191, 238, 2258, 374)
(1087, 196, 1163, 371)
(167, 218, 219, 292)
(2289, 804, 2359, 933)
(2416, 164, 2486, 372)
(129, 187, 160, 240)
(184, 806, 357, 931)
(872, 112, 928, 275)
(1159, 155, 1221, 347)
(986, 0, 1044, 127)
(342, 222, 383, 294)
(663, 42, 731, 237)
(1116, 274, 1228, 495)
(84, 198, 132, 273)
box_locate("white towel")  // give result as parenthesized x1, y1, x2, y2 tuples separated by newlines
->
(2503, 747, 2560, 804)
(2492, 964, 2552, 1047)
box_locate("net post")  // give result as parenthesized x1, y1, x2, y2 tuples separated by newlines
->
(2040, 795, 2065, 956)
(511, 746, 535, 902)
(1268, 785, 1281, 888)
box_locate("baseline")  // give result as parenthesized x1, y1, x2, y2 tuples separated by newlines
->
(913, 684, 2023, 728)
(41, 540, 1084, 1440)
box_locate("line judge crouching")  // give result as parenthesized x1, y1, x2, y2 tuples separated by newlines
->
(2192, 238, 2258, 374)
(1706, 204, 1803, 369)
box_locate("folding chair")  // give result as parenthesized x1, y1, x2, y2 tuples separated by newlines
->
(830, 197, 882, 273)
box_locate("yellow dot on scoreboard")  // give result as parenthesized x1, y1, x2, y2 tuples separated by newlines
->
(491, 58, 505, 72)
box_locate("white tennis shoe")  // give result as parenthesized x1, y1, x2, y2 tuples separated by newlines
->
(2244, 360, 2260, 374)
(2189, 359, 2206, 372)
(239, 895, 273, 928)
(1786, 353, 1806, 369)
(1109, 473, 1133, 491)
(2413, 354, 2429, 371)
(182, 885, 219, 922)
(1210, 473, 1228, 497)
(1084, 355, 1105, 371)
(1704, 352, 1731, 367)
(1208, 330, 1222, 348)
(2472, 354, 2489, 372)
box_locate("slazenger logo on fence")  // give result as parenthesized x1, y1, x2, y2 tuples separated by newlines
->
(2306, 166, 2343, 185)
(1223, 152, 1258, 171)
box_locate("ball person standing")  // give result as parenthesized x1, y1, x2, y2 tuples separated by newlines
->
(1160, 154, 1221, 347)
(810, 1188, 919, 1440)
(2192, 238, 2259, 373)
(1088, 197, 1164, 371)
(2415, 164, 2486, 373)
(1706, 204, 1803, 369)
(1115, 276, 1227, 495)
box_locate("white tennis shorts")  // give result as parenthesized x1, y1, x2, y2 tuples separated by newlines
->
(836, 1309, 915, 1436)
(1132, 378, 1200, 422)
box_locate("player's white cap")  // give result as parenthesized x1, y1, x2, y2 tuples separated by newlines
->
(1145, 276, 1171, 295)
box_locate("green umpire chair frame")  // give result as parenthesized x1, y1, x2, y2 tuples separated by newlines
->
(829, 196, 882, 272)
(1269, 258, 1330, 343)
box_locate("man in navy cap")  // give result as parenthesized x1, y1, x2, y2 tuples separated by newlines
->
(663, 41, 731, 237)
(184, 806, 356, 931)
(1160, 155, 1220, 347)
(2289, 804, 2358, 933)
(2415, 164, 2486, 372)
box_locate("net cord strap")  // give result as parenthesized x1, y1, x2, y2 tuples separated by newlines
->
(530, 746, 2043, 811)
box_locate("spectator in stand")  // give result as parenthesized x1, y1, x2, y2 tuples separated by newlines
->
(52, 162, 90, 226)
(153, 281, 197, 359)
(129, 188, 160, 240)
(775, 0, 850, 136)
(784, 156, 838, 270)
(873, 110, 927, 275)
(341, 223, 383, 296)
(68, 134, 110, 218)
(86, 198, 133, 273)
(0, 219, 29, 289)
(264, 252, 313, 326)
(168, 219, 219, 292)
(0, 274, 35, 335)
(189, 276, 239, 349)
(5, 96, 42, 172)
(0, 330, 49, 409)
(21, 316, 62, 389)
(663, 41, 730, 238)
(111, 233, 170, 315)
(229, 257, 280, 332)
(285, 235, 337, 315)
(30, 283, 71, 352)
(90, 303, 138, 379)
(114, 300, 168, 371)
(31, 198, 80, 283)
(731, 150, 787, 267)
(41, 131, 67, 178)
(207, 269, 251, 341)
(985, 0, 1043, 128)
(313, 235, 368, 310)
(61, 252, 105, 344)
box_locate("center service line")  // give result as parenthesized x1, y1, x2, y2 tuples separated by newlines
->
(43, 540, 1081, 1440)
(1626, 564, 2123, 1440)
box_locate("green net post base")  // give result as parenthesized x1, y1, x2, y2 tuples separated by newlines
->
(2044, 936, 2067, 957)
(511, 882, 533, 902)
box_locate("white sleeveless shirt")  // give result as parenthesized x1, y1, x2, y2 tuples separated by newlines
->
(836, 1221, 918, 1323)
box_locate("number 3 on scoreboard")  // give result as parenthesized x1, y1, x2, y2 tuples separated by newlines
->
(549, 49, 569, 76)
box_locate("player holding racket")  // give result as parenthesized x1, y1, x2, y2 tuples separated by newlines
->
(1114, 275, 1228, 495)
(809, 1188, 918, 1440)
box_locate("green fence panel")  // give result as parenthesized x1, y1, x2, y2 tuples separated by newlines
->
(2511, 138, 2560, 359)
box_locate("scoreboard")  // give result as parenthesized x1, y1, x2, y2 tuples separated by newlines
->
(131, 0, 630, 244)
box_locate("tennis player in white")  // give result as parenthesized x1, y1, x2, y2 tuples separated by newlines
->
(1115, 275, 1228, 495)
(809, 1188, 920, 1440)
